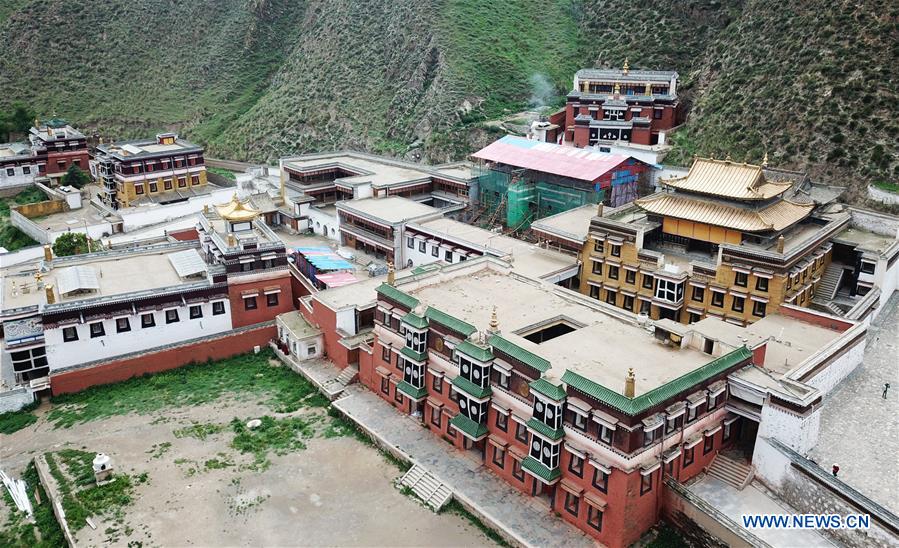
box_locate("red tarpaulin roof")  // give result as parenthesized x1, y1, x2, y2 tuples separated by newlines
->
(316, 272, 360, 288)
(471, 135, 630, 182)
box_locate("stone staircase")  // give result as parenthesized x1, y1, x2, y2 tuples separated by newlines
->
(814, 299, 848, 317)
(708, 454, 753, 490)
(817, 263, 845, 301)
(398, 465, 454, 511)
(321, 365, 358, 399)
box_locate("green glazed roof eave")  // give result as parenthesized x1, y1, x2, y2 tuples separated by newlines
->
(425, 306, 477, 336)
(488, 334, 550, 372)
(399, 346, 428, 363)
(455, 340, 494, 362)
(450, 414, 489, 439)
(396, 380, 428, 400)
(529, 378, 567, 401)
(401, 311, 429, 329)
(451, 375, 493, 399)
(521, 456, 561, 482)
(526, 418, 565, 441)
(560, 346, 752, 416)
(376, 283, 419, 309)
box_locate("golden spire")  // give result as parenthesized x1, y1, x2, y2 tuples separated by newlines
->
(613, 82, 621, 96)
(725, 153, 732, 162)
(645, 82, 652, 95)
(762, 151, 769, 167)
(625, 367, 636, 398)
(488, 305, 499, 333)
(387, 261, 395, 286)
(622, 57, 629, 75)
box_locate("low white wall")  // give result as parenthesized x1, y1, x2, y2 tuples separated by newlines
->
(0, 387, 34, 413)
(867, 185, 899, 205)
(756, 401, 820, 456)
(805, 336, 866, 396)
(119, 187, 233, 232)
(306, 207, 339, 240)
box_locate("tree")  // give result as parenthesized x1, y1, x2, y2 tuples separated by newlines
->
(0, 102, 35, 141)
(52, 232, 99, 257)
(62, 165, 91, 188)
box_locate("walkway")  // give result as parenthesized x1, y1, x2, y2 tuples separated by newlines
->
(333, 387, 593, 548)
(808, 293, 899, 514)
(689, 476, 835, 547)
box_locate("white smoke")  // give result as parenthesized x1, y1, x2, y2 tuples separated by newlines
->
(528, 73, 554, 109)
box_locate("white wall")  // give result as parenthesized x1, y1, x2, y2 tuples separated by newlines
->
(0, 387, 34, 413)
(400, 233, 474, 267)
(306, 207, 340, 241)
(0, 163, 38, 190)
(45, 298, 232, 370)
(335, 308, 357, 336)
(756, 401, 821, 456)
(118, 187, 233, 232)
(805, 338, 866, 396)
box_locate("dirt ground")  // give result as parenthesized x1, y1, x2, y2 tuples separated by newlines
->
(1, 399, 494, 547)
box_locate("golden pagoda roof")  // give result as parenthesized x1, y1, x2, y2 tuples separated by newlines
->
(661, 158, 793, 201)
(635, 193, 814, 233)
(215, 193, 260, 222)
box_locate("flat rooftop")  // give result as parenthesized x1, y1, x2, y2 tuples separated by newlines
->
(415, 218, 576, 279)
(530, 204, 596, 243)
(98, 136, 202, 159)
(0, 143, 29, 158)
(399, 262, 717, 395)
(433, 163, 477, 181)
(1, 245, 205, 311)
(338, 196, 441, 225)
(315, 275, 385, 310)
(283, 153, 440, 188)
(21, 203, 121, 233)
(835, 226, 897, 254)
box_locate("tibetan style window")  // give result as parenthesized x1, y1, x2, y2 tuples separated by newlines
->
(212, 301, 226, 315)
(643, 424, 662, 446)
(625, 269, 636, 285)
(89, 322, 105, 338)
(753, 300, 767, 318)
(432, 374, 443, 393)
(598, 423, 614, 445)
(515, 421, 528, 444)
(430, 406, 441, 427)
(62, 326, 78, 342)
(512, 458, 525, 481)
(245, 296, 257, 310)
(594, 239, 604, 253)
(571, 411, 587, 432)
(589, 285, 600, 300)
(605, 290, 616, 305)
(495, 412, 508, 431)
(116, 317, 131, 333)
(642, 274, 654, 289)
(141, 313, 155, 328)
(407, 237, 414, 249)
(492, 446, 505, 468)
(418, 241, 426, 253)
(704, 434, 714, 454)
(683, 446, 695, 467)
(564, 492, 579, 516)
(735, 271, 748, 287)
(592, 468, 609, 493)
(610, 244, 621, 257)
(444, 249, 453, 262)
(405, 329, 427, 354)
(587, 506, 603, 532)
(592, 260, 602, 274)
(692, 286, 705, 302)
(708, 392, 722, 411)
(529, 436, 560, 471)
(190, 305, 203, 319)
(394, 388, 404, 405)
(431, 245, 439, 257)
(755, 277, 769, 292)
(655, 279, 683, 303)
(731, 295, 745, 313)
(686, 405, 698, 423)
(267, 293, 279, 307)
(568, 453, 584, 477)
(533, 396, 563, 431)
(640, 472, 653, 495)
(380, 376, 390, 395)
(165, 309, 179, 324)
(607, 265, 619, 280)
(622, 294, 635, 311)
(711, 291, 725, 307)
(149, 182, 158, 193)
(382, 344, 391, 363)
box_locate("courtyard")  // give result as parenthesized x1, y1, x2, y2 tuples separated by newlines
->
(0, 351, 496, 547)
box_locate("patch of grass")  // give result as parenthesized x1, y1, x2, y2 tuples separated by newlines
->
(229, 416, 312, 471)
(173, 422, 226, 441)
(207, 167, 237, 181)
(146, 442, 171, 459)
(47, 349, 326, 428)
(204, 453, 235, 471)
(0, 186, 45, 251)
(872, 180, 899, 193)
(0, 461, 65, 548)
(442, 499, 510, 547)
(643, 522, 689, 548)
(0, 409, 38, 434)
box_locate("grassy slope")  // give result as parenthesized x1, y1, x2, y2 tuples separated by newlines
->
(0, 0, 895, 189)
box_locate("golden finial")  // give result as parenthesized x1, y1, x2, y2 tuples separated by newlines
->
(387, 261, 396, 286)
(725, 153, 732, 162)
(622, 58, 629, 75)
(645, 82, 652, 95)
(762, 151, 769, 167)
(488, 305, 499, 333)
(613, 82, 621, 96)
(625, 367, 636, 398)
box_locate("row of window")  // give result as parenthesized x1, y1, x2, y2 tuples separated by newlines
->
(133, 175, 200, 195)
(117, 157, 203, 174)
(62, 302, 227, 341)
(732, 271, 769, 292)
(244, 293, 279, 310)
(407, 236, 460, 263)
(690, 286, 767, 317)
(4, 165, 33, 177)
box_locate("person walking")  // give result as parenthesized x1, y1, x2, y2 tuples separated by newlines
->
(832, 464, 840, 477)
(883, 383, 891, 399)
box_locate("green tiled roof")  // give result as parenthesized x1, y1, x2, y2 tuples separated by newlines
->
(411, 264, 440, 275)
(425, 306, 477, 336)
(401, 312, 429, 329)
(376, 283, 419, 309)
(529, 378, 566, 401)
(526, 418, 565, 441)
(450, 414, 488, 440)
(488, 335, 550, 373)
(561, 346, 752, 416)
(455, 340, 494, 362)
(521, 456, 561, 483)
(451, 375, 492, 399)
(396, 380, 428, 400)
(400, 346, 427, 363)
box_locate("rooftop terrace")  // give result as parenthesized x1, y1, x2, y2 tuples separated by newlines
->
(282, 152, 475, 189)
(530, 204, 597, 243)
(338, 196, 441, 225)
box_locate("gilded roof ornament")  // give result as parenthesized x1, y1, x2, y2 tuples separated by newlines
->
(215, 193, 260, 222)
(622, 58, 630, 75)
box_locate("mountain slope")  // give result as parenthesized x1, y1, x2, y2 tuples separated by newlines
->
(0, 0, 895, 192)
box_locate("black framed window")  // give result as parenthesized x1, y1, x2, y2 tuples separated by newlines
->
(610, 244, 620, 257)
(564, 492, 579, 516)
(755, 277, 769, 292)
(141, 313, 155, 328)
(642, 274, 654, 289)
(683, 446, 695, 467)
(623, 294, 634, 311)
(589, 285, 600, 299)
(492, 446, 505, 468)
(165, 309, 179, 324)
(625, 269, 636, 284)
(587, 505, 603, 531)
(189, 305, 202, 319)
(686, 405, 698, 423)
(407, 237, 414, 249)
(512, 458, 524, 481)
(640, 472, 653, 495)
(418, 241, 426, 252)
(692, 286, 705, 302)
(711, 291, 724, 307)
(688, 312, 701, 324)
(245, 296, 257, 310)
(380, 376, 390, 394)
(571, 412, 587, 431)
(592, 468, 609, 493)
(594, 240, 604, 253)
(607, 265, 619, 280)
(568, 453, 584, 477)
(116, 317, 131, 333)
(447, 424, 456, 438)
(267, 293, 279, 307)
(432, 375, 442, 393)
(445, 249, 453, 262)
(704, 435, 714, 455)
(592, 260, 602, 274)
(431, 245, 439, 257)
(90, 322, 105, 338)
(515, 421, 528, 443)
(431, 406, 442, 427)
(496, 412, 508, 432)
(394, 388, 404, 404)
(63, 326, 79, 342)
(731, 295, 745, 312)
(605, 290, 616, 305)
(753, 300, 767, 317)
(735, 271, 748, 287)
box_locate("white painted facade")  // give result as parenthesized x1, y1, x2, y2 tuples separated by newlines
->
(803, 336, 866, 396)
(44, 298, 232, 370)
(117, 186, 234, 232)
(756, 402, 821, 456)
(306, 206, 340, 241)
(0, 161, 39, 191)
(401, 232, 474, 268)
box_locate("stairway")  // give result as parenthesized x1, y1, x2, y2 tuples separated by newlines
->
(398, 465, 454, 511)
(321, 365, 358, 399)
(708, 454, 753, 490)
(814, 299, 847, 317)
(817, 263, 845, 301)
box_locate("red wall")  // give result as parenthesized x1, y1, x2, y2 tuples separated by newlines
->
(778, 304, 853, 332)
(50, 324, 275, 394)
(168, 227, 199, 241)
(228, 274, 294, 329)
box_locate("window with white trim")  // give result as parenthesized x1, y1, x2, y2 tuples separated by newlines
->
(655, 279, 684, 303)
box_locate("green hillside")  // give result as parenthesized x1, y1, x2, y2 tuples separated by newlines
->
(0, 0, 895, 194)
